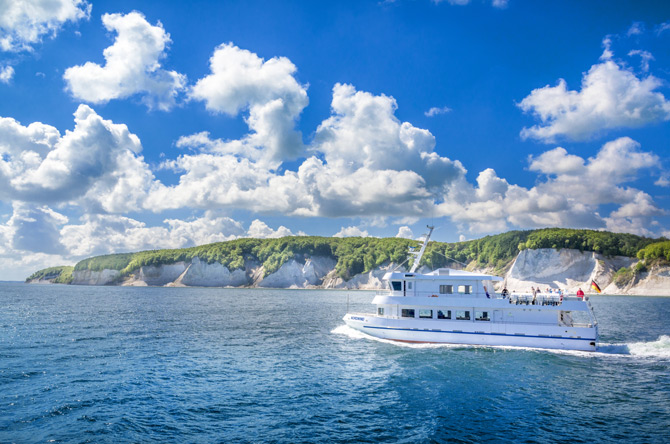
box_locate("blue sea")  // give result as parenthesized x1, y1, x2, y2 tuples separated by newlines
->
(1, 283, 669, 443)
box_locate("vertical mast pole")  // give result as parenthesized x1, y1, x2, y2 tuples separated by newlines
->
(410, 225, 434, 273)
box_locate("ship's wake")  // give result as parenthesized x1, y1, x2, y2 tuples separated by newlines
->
(597, 335, 670, 359)
(332, 325, 670, 359)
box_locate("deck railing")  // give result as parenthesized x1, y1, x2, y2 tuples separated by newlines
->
(374, 290, 587, 306)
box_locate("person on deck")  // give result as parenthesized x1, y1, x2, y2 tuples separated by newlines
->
(576, 288, 585, 298)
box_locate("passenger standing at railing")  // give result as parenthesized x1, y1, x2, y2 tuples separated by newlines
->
(484, 286, 491, 298)
(576, 288, 584, 299)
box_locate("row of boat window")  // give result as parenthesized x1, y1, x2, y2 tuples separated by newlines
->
(377, 307, 490, 321)
(390, 282, 473, 294)
(439, 285, 472, 294)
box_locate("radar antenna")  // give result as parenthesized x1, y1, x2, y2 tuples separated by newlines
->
(409, 225, 434, 273)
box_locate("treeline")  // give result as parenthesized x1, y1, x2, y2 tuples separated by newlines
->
(32, 228, 663, 282)
(25, 266, 74, 284)
(422, 228, 659, 271)
(637, 241, 670, 262)
(70, 236, 417, 280)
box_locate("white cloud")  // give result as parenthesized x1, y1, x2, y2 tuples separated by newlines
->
(655, 22, 670, 36)
(395, 226, 414, 239)
(0, 0, 90, 52)
(0, 65, 14, 83)
(189, 43, 308, 165)
(314, 83, 464, 191)
(150, 82, 465, 218)
(628, 49, 654, 72)
(491, 0, 508, 8)
(433, 0, 508, 7)
(63, 12, 186, 111)
(655, 173, 670, 187)
(438, 137, 662, 236)
(425, 106, 452, 117)
(60, 212, 246, 257)
(6, 202, 68, 254)
(0, 104, 157, 212)
(334, 226, 370, 238)
(519, 50, 670, 142)
(247, 219, 295, 238)
(627, 22, 644, 36)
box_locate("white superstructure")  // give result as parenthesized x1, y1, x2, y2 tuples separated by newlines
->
(343, 227, 598, 351)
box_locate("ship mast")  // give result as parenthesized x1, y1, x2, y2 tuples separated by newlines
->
(409, 225, 434, 273)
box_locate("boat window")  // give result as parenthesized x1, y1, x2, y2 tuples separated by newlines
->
(408, 282, 413, 290)
(391, 281, 402, 291)
(439, 285, 453, 294)
(458, 285, 472, 294)
(377, 307, 384, 316)
(437, 310, 451, 320)
(475, 311, 490, 321)
(401, 309, 415, 318)
(419, 309, 433, 319)
(456, 310, 470, 320)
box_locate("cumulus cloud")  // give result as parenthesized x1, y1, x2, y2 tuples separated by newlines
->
(6, 202, 68, 254)
(0, 65, 14, 83)
(189, 43, 308, 165)
(0, 104, 157, 212)
(0, 0, 90, 52)
(425, 106, 452, 117)
(247, 219, 295, 238)
(63, 12, 186, 111)
(438, 137, 662, 236)
(60, 212, 248, 257)
(395, 226, 414, 239)
(334, 226, 370, 238)
(151, 82, 465, 218)
(314, 83, 465, 191)
(519, 47, 670, 142)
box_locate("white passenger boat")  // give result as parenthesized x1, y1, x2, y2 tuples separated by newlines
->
(343, 226, 598, 351)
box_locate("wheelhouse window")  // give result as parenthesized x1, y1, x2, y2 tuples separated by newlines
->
(439, 285, 453, 294)
(437, 310, 451, 320)
(475, 311, 490, 321)
(458, 285, 472, 294)
(401, 309, 415, 318)
(419, 309, 433, 319)
(456, 310, 470, 320)
(377, 307, 384, 316)
(391, 281, 402, 291)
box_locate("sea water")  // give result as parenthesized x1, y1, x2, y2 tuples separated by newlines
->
(1, 283, 669, 443)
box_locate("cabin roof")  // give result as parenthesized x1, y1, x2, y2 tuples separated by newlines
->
(384, 268, 503, 281)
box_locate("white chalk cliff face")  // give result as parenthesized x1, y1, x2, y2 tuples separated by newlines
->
(72, 269, 121, 285)
(64, 249, 670, 295)
(503, 248, 634, 293)
(257, 257, 336, 288)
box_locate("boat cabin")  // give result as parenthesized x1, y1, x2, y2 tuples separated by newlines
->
(383, 268, 503, 298)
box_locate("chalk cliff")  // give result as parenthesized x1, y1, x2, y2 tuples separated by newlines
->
(35, 249, 669, 295)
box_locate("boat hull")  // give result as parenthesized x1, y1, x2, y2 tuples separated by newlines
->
(344, 314, 597, 352)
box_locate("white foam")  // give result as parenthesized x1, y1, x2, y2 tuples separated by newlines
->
(333, 324, 670, 359)
(598, 335, 670, 359)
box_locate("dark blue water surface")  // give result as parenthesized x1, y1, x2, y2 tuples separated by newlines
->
(1, 283, 669, 443)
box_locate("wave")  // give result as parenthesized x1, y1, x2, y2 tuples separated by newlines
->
(332, 325, 670, 359)
(597, 335, 670, 359)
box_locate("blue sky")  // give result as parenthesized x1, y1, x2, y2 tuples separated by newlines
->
(1, 0, 669, 280)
